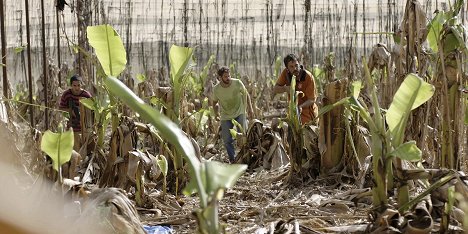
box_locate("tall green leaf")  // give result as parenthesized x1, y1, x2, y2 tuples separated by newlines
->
(274, 55, 282, 78)
(156, 154, 168, 178)
(351, 80, 362, 99)
(388, 140, 422, 162)
(40, 130, 74, 171)
(184, 161, 247, 197)
(87, 25, 127, 77)
(427, 12, 446, 53)
(170, 45, 194, 84)
(386, 73, 435, 145)
(169, 45, 194, 119)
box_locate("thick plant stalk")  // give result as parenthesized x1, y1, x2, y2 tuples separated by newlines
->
(320, 78, 348, 171)
(437, 40, 454, 169)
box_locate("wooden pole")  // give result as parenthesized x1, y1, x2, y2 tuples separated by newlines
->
(56, 4, 61, 87)
(25, 0, 34, 127)
(41, 0, 49, 129)
(0, 0, 7, 99)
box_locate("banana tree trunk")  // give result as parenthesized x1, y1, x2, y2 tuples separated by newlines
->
(319, 78, 348, 172)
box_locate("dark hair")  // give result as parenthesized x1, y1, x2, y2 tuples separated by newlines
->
(70, 75, 82, 84)
(217, 66, 230, 77)
(283, 54, 299, 67)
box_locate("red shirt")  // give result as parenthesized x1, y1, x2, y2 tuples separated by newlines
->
(276, 68, 318, 124)
(59, 89, 92, 132)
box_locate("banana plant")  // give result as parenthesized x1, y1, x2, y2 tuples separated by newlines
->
(88, 24, 247, 233)
(318, 65, 434, 210)
(87, 24, 128, 132)
(80, 94, 112, 147)
(169, 45, 195, 123)
(283, 77, 305, 179)
(426, 0, 466, 169)
(40, 127, 74, 182)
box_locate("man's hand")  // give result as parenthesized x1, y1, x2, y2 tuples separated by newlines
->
(272, 84, 290, 96)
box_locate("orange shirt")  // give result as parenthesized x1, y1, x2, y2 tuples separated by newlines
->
(276, 68, 318, 124)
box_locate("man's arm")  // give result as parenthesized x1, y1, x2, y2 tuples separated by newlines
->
(298, 98, 316, 111)
(272, 84, 289, 95)
(271, 69, 290, 97)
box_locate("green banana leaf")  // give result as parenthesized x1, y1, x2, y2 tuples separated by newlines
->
(40, 130, 74, 171)
(386, 73, 435, 146)
(170, 45, 194, 85)
(184, 161, 247, 197)
(388, 140, 422, 162)
(426, 12, 446, 53)
(351, 80, 362, 99)
(169, 45, 194, 119)
(274, 55, 282, 79)
(317, 97, 350, 118)
(156, 154, 168, 178)
(80, 98, 97, 111)
(87, 24, 127, 77)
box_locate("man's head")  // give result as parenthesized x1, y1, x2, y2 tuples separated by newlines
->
(70, 75, 82, 94)
(284, 54, 301, 77)
(217, 66, 231, 85)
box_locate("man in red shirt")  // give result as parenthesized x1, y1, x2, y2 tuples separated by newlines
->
(58, 75, 92, 150)
(272, 54, 318, 125)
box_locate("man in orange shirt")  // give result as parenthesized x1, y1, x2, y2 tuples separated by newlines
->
(272, 54, 318, 125)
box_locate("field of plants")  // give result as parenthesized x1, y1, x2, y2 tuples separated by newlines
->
(0, 0, 467, 233)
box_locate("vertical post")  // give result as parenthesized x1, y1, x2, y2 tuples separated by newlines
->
(0, 0, 7, 99)
(41, 0, 49, 129)
(25, 0, 33, 127)
(56, 4, 61, 87)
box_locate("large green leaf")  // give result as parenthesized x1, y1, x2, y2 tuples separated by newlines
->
(80, 98, 97, 111)
(183, 161, 247, 196)
(169, 45, 194, 85)
(386, 73, 435, 145)
(87, 25, 127, 77)
(351, 80, 362, 99)
(156, 154, 168, 178)
(388, 140, 422, 162)
(40, 130, 74, 171)
(169, 45, 194, 119)
(426, 12, 446, 53)
(205, 161, 246, 195)
(317, 97, 350, 117)
(274, 55, 282, 78)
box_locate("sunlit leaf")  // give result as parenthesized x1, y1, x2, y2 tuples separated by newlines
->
(274, 55, 282, 78)
(427, 12, 446, 53)
(87, 24, 127, 77)
(317, 97, 350, 117)
(184, 161, 247, 196)
(205, 161, 247, 195)
(156, 154, 168, 177)
(351, 80, 362, 99)
(80, 98, 97, 111)
(136, 73, 146, 83)
(169, 45, 194, 119)
(170, 45, 193, 84)
(386, 73, 434, 145)
(388, 140, 422, 162)
(40, 129, 74, 171)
